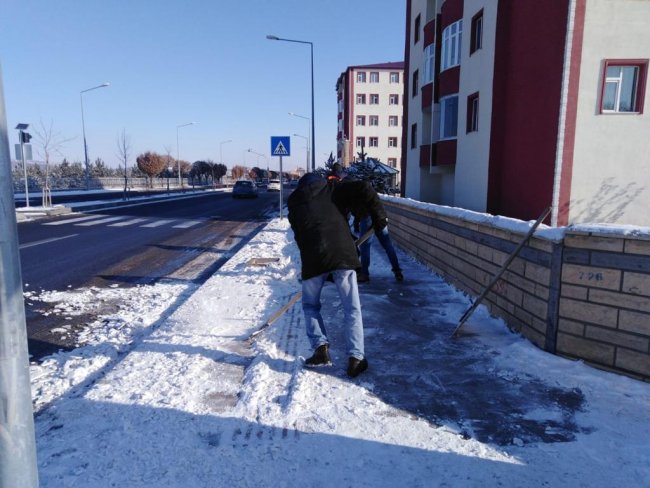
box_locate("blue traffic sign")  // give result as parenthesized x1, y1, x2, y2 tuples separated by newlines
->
(271, 136, 291, 157)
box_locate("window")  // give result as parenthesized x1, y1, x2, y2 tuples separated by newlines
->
(390, 72, 400, 83)
(356, 137, 365, 148)
(369, 115, 379, 126)
(356, 94, 366, 104)
(423, 44, 435, 84)
(600, 60, 648, 114)
(414, 14, 421, 44)
(442, 20, 463, 70)
(370, 94, 379, 104)
(356, 115, 366, 126)
(357, 71, 366, 83)
(389, 94, 399, 105)
(412, 69, 419, 98)
(388, 137, 398, 148)
(387, 158, 397, 167)
(470, 10, 483, 55)
(467, 92, 479, 133)
(369, 72, 379, 83)
(411, 123, 417, 149)
(369, 137, 379, 147)
(440, 95, 459, 139)
(388, 115, 399, 127)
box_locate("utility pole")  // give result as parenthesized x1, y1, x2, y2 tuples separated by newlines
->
(0, 66, 39, 487)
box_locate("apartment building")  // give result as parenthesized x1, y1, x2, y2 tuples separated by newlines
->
(403, 0, 650, 226)
(336, 62, 404, 185)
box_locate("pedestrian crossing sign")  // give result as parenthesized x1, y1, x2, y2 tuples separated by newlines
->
(271, 136, 291, 157)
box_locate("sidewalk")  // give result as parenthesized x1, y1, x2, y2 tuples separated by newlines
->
(30, 219, 649, 487)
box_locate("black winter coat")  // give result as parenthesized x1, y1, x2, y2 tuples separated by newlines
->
(288, 177, 386, 280)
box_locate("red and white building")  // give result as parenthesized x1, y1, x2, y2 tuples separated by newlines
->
(402, 0, 650, 226)
(336, 62, 404, 184)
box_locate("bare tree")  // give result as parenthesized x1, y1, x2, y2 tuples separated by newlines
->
(116, 129, 132, 200)
(33, 119, 73, 207)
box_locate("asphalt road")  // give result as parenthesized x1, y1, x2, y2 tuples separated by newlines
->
(18, 190, 284, 360)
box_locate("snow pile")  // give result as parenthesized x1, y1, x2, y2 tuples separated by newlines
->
(31, 218, 650, 487)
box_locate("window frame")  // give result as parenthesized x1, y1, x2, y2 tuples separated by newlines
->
(369, 137, 379, 148)
(388, 137, 398, 148)
(440, 94, 459, 140)
(369, 71, 379, 83)
(369, 93, 379, 105)
(423, 43, 436, 84)
(369, 115, 379, 126)
(414, 14, 421, 44)
(356, 137, 365, 148)
(356, 71, 366, 83)
(356, 94, 366, 105)
(599, 59, 648, 114)
(412, 69, 419, 98)
(387, 158, 397, 167)
(410, 123, 417, 149)
(441, 20, 463, 71)
(470, 10, 483, 55)
(388, 115, 399, 127)
(390, 72, 400, 83)
(389, 94, 400, 105)
(356, 115, 366, 126)
(466, 92, 479, 133)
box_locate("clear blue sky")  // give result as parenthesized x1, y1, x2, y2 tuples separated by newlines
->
(1, 0, 405, 172)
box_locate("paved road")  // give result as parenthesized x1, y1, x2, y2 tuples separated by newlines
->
(18, 191, 283, 360)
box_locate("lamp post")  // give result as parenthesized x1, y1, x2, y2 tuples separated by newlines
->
(289, 112, 310, 170)
(247, 149, 269, 182)
(267, 34, 315, 172)
(80, 82, 109, 190)
(176, 122, 195, 187)
(220, 139, 232, 165)
(293, 134, 309, 170)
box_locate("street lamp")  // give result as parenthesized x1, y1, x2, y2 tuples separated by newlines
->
(80, 82, 110, 190)
(176, 122, 195, 187)
(289, 112, 310, 170)
(219, 139, 232, 165)
(293, 134, 309, 169)
(248, 149, 269, 182)
(267, 34, 315, 172)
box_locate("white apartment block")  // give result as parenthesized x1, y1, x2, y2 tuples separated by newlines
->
(336, 62, 404, 186)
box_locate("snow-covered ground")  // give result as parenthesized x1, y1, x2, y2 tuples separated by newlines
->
(30, 218, 650, 487)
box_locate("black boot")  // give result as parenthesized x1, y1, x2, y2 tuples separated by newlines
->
(347, 357, 368, 378)
(393, 268, 404, 282)
(305, 344, 332, 367)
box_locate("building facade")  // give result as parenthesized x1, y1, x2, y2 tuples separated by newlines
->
(336, 62, 405, 185)
(403, 0, 650, 226)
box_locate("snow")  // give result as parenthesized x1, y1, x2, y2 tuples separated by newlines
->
(29, 218, 650, 487)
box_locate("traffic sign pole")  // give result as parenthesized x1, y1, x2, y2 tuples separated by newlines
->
(271, 136, 291, 220)
(279, 155, 284, 219)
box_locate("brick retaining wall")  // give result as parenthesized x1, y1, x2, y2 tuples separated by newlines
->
(384, 198, 650, 380)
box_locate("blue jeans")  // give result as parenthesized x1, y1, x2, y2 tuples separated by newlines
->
(359, 216, 400, 275)
(301, 269, 364, 360)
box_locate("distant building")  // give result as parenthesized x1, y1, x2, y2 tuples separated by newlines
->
(336, 62, 404, 186)
(403, 0, 650, 226)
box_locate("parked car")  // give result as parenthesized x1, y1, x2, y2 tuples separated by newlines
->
(267, 179, 281, 192)
(232, 180, 258, 199)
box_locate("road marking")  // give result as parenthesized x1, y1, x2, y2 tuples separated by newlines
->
(76, 216, 126, 226)
(109, 218, 148, 227)
(19, 234, 79, 250)
(173, 220, 202, 229)
(44, 215, 106, 225)
(141, 219, 174, 228)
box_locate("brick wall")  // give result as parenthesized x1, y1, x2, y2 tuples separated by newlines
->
(384, 198, 650, 380)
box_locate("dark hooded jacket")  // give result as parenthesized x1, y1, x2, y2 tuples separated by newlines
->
(288, 174, 386, 280)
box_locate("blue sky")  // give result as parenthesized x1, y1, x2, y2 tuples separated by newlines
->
(1, 0, 405, 171)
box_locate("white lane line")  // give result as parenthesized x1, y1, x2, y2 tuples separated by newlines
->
(172, 220, 203, 229)
(19, 234, 79, 250)
(44, 215, 106, 226)
(141, 219, 174, 228)
(109, 218, 148, 227)
(76, 216, 126, 226)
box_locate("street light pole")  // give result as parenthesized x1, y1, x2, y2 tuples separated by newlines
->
(80, 83, 109, 191)
(267, 35, 315, 172)
(289, 112, 310, 171)
(176, 122, 195, 187)
(248, 149, 269, 181)
(220, 139, 232, 166)
(293, 133, 309, 170)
